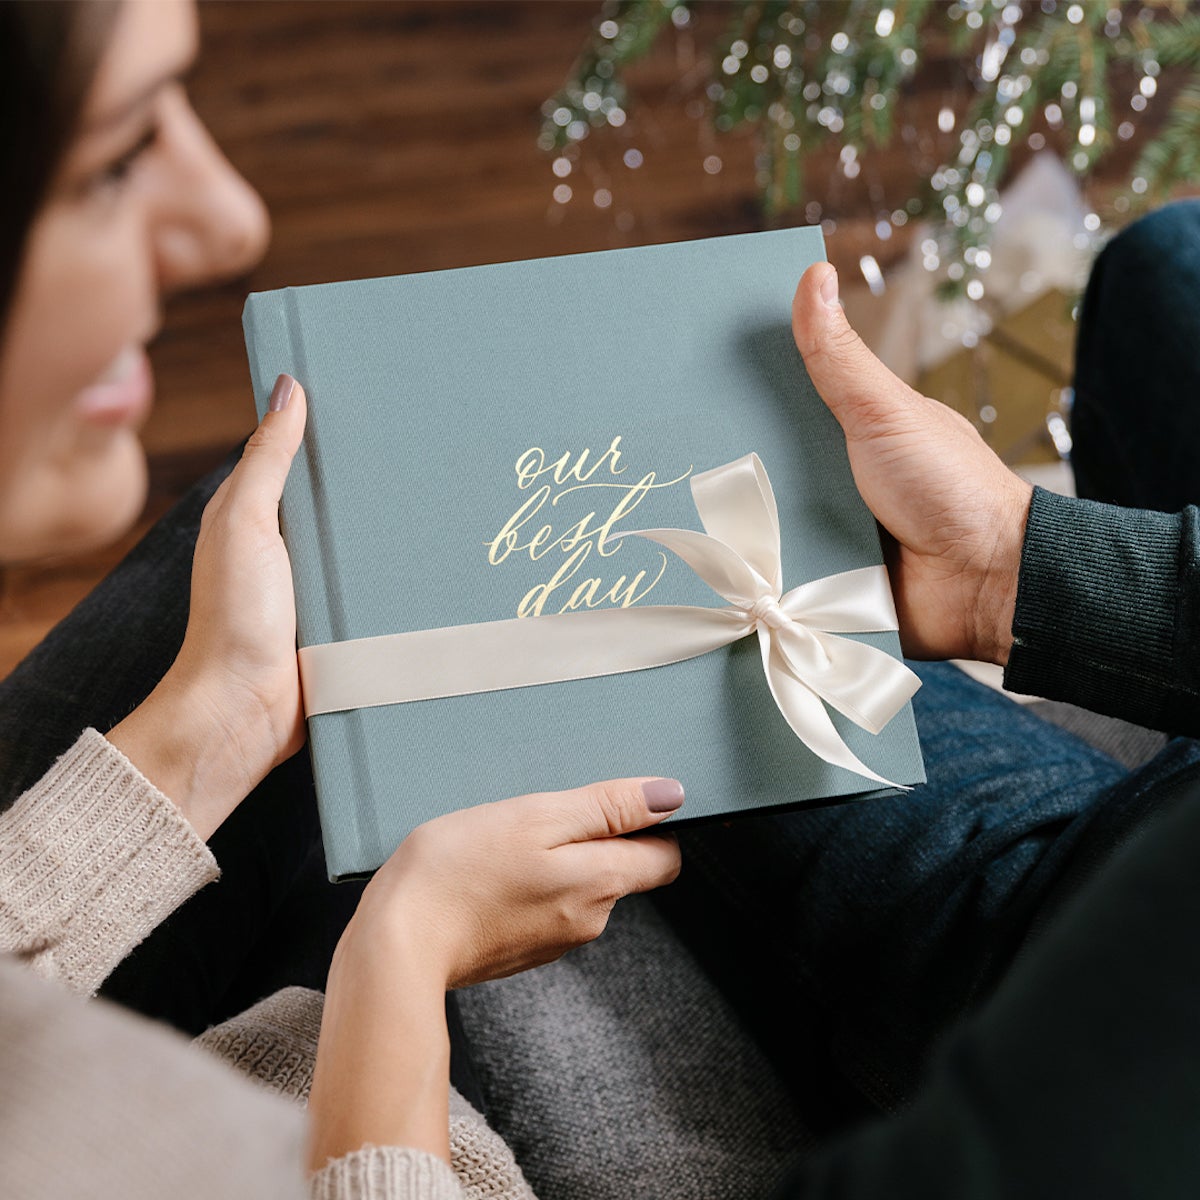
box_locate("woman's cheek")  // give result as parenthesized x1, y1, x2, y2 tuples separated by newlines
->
(0, 414, 148, 561)
(0, 204, 157, 562)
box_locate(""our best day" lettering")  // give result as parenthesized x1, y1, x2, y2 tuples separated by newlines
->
(484, 436, 693, 617)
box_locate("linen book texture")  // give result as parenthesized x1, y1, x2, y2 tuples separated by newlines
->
(243, 228, 925, 880)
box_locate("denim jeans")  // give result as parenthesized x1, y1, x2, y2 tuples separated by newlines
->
(655, 198, 1200, 1133)
(655, 666, 1200, 1130)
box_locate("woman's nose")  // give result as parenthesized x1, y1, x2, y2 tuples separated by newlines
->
(151, 86, 271, 293)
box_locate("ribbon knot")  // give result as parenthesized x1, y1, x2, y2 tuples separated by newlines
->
(296, 453, 921, 789)
(749, 595, 791, 631)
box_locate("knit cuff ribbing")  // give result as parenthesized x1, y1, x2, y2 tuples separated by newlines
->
(195, 986, 325, 1103)
(309, 1145, 464, 1200)
(0, 728, 219, 995)
(1004, 487, 1200, 730)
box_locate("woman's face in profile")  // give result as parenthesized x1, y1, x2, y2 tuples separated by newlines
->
(0, 0, 270, 562)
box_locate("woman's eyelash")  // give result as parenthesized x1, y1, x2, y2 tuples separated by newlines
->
(95, 124, 160, 189)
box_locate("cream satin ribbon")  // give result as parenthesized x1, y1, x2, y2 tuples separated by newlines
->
(298, 454, 921, 787)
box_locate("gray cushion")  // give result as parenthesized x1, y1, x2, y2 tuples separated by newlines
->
(1027, 699, 1167, 769)
(457, 894, 812, 1200)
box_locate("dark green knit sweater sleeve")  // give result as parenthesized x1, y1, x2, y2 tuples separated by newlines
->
(1002, 486, 1200, 734)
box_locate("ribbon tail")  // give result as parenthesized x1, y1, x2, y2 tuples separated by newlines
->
(757, 629, 910, 790)
(773, 626, 921, 734)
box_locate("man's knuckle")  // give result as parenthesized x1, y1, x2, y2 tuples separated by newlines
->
(827, 322, 864, 359)
(798, 336, 831, 374)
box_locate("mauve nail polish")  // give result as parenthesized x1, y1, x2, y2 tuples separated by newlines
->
(642, 778, 685, 812)
(269, 373, 296, 412)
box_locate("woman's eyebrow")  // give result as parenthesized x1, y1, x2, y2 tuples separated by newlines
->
(85, 57, 198, 135)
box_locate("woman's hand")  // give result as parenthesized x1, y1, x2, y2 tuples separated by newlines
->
(108, 374, 307, 839)
(353, 773, 685, 986)
(306, 776, 683, 1172)
(792, 264, 1033, 665)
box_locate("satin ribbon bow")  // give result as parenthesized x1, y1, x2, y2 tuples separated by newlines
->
(297, 453, 920, 787)
(622, 453, 920, 787)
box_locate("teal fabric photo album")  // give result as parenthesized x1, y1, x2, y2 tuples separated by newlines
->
(243, 228, 926, 881)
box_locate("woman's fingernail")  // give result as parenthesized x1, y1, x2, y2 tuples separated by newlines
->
(269, 373, 297, 413)
(820, 266, 840, 309)
(642, 778, 685, 813)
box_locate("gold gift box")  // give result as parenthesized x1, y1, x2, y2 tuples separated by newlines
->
(917, 289, 1077, 466)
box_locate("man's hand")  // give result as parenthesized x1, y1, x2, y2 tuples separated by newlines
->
(792, 263, 1033, 665)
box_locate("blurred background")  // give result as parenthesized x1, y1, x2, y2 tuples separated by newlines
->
(2, 0, 1198, 675)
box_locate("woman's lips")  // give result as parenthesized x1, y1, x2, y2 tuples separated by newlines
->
(73, 345, 154, 428)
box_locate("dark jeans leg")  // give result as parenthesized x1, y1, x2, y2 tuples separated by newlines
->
(1071, 198, 1200, 511)
(0, 447, 362, 1034)
(655, 662, 1200, 1132)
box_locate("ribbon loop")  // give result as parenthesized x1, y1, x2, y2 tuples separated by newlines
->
(691, 454, 782, 595)
(297, 453, 921, 789)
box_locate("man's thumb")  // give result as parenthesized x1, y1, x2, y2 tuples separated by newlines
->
(791, 264, 915, 439)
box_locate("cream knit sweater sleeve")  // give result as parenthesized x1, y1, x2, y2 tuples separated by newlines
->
(196, 987, 536, 1200)
(0, 954, 477, 1200)
(0, 728, 536, 1200)
(0, 728, 219, 995)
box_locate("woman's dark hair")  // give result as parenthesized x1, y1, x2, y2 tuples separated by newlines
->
(0, 0, 119, 333)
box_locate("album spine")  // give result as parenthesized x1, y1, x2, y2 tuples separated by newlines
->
(242, 290, 371, 880)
